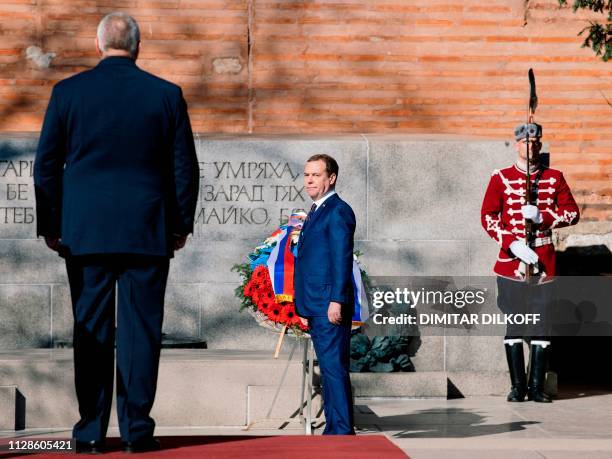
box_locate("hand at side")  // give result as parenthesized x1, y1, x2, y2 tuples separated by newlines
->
(328, 301, 342, 325)
(44, 237, 61, 252)
(174, 234, 188, 251)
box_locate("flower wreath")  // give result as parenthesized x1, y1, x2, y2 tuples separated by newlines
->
(233, 211, 370, 335)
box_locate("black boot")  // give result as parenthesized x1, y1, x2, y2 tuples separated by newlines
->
(504, 341, 527, 402)
(528, 342, 552, 403)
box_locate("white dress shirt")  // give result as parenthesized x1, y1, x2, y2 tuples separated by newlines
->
(312, 189, 337, 212)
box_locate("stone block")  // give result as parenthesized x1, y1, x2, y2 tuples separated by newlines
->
(0, 137, 38, 240)
(150, 359, 248, 426)
(131, 351, 309, 427)
(51, 283, 72, 345)
(367, 138, 512, 241)
(0, 349, 310, 428)
(0, 385, 14, 430)
(0, 285, 51, 349)
(356, 240, 469, 276)
(468, 240, 501, 277)
(446, 371, 509, 396)
(199, 282, 280, 350)
(445, 336, 506, 373)
(411, 335, 445, 372)
(0, 240, 67, 285)
(194, 136, 368, 241)
(351, 372, 447, 398)
(168, 238, 260, 284)
(0, 350, 78, 429)
(163, 283, 200, 340)
(53, 283, 204, 345)
(247, 385, 323, 429)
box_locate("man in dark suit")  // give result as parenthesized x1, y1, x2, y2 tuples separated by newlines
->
(294, 154, 356, 435)
(33, 12, 199, 453)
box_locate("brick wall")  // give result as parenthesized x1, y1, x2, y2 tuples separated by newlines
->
(0, 0, 609, 221)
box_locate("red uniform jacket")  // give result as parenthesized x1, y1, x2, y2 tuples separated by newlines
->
(481, 164, 579, 282)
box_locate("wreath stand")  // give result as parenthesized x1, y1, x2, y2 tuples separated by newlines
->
(244, 325, 316, 434)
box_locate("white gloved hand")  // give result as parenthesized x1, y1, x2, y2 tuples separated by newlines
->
(510, 241, 539, 265)
(521, 204, 542, 224)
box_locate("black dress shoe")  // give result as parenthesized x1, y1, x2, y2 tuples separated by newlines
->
(507, 385, 527, 402)
(75, 440, 105, 454)
(123, 437, 161, 454)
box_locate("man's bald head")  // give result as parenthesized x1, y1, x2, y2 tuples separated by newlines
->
(96, 12, 140, 59)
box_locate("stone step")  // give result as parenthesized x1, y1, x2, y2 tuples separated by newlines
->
(246, 385, 324, 430)
(0, 349, 451, 430)
(351, 372, 447, 398)
(0, 385, 25, 430)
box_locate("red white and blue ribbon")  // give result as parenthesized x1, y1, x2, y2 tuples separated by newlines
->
(265, 212, 369, 324)
(352, 260, 369, 324)
(267, 227, 296, 302)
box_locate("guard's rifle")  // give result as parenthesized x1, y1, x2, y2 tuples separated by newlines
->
(525, 68, 538, 281)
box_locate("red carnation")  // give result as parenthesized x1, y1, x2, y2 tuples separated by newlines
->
(278, 304, 293, 323)
(253, 266, 267, 280)
(250, 274, 272, 294)
(258, 299, 275, 314)
(266, 305, 283, 322)
(250, 288, 259, 302)
(262, 290, 275, 302)
(290, 313, 303, 328)
(244, 280, 255, 297)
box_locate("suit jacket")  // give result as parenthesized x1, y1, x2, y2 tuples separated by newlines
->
(34, 56, 199, 257)
(294, 193, 356, 318)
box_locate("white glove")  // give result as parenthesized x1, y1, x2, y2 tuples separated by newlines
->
(521, 204, 542, 224)
(510, 241, 539, 265)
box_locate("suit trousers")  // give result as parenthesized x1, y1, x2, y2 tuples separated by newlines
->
(66, 254, 169, 443)
(308, 316, 355, 435)
(497, 276, 553, 340)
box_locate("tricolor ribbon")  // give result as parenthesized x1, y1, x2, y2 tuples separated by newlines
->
(267, 227, 296, 302)
(266, 212, 307, 302)
(352, 260, 370, 324)
(266, 212, 369, 323)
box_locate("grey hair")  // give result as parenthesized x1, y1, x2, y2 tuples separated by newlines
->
(96, 12, 140, 58)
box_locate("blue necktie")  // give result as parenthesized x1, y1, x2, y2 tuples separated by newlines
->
(307, 203, 317, 218)
(301, 203, 317, 236)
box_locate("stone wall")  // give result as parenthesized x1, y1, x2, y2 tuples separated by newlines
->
(0, 1, 610, 224)
(1, 133, 538, 381)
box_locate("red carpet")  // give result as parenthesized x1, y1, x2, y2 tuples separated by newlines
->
(0, 435, 408, 458)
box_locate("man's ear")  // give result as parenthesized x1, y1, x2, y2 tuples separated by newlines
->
(329, 173, 337, 186)
(95, 38, 103, 57)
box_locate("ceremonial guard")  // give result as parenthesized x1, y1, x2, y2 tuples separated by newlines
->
(480, 70, 580, 403)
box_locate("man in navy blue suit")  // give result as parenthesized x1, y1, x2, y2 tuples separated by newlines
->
(294, 154, 356, 435)
(34, 12, 199, 454)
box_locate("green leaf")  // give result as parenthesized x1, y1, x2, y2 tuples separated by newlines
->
(558, 0, 611, 61)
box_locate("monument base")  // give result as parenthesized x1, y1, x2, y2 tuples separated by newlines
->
(0, 349, 511, 431)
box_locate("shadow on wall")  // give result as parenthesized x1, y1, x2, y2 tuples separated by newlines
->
(0, 2, 245, 132)
(0, 5, 57, 131)
(250, 2, 435, 133)
(0, 141, 36, 160)
(1, 3, 448, 134)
